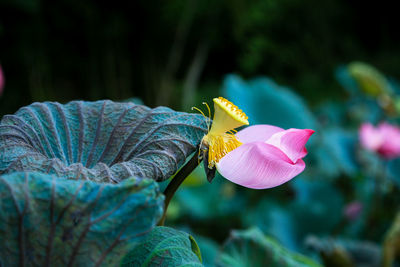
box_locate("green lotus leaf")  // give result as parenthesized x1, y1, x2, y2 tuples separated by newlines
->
(121, 226, 203, 267)
(0, 172, 164, 266)
(0, 100, 207, 182)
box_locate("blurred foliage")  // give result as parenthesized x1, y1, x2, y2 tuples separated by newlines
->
(216, 228, 322, 267)
(306, 236, 381, 267)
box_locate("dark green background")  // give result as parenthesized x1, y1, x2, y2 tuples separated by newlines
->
(0, 0, 399, 115)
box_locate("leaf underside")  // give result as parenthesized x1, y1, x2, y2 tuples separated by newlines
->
(0, 172, 164, 267)
(0, 100, 208, 182)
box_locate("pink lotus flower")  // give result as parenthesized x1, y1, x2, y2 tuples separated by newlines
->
(198, 97, 314, 189)
(216, 125, 314, 189)
(359, 122, 400, 159)
(0, 64, 4, 96)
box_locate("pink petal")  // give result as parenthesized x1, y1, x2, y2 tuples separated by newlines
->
(236, 124, 284, 143)
(359, 123, 383, 152)
(377, 122, 400, 158)
(216, 142, 305, 189)
(265, 128, 315, 163)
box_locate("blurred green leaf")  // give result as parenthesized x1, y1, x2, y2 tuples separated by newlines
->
(176, 174, 247, 220)
(395, 97, 400, 114)
(312, 128, 358, 177)
(348, 62, 391, 97)
(182, 165, 208, 187)
(291, 178, 344, 235)
(336, 63, 392, 119)
(0, 172, 164, 266)
(306, 235, 381, 267)
(314, 101, 347, 126)
(388, 159, 400, 187)
(223, 74, 317, 129)
(193, 235, 219, 267)
(121, 226, 203, 267)
(336, 65, 361, 96)
(243, 199, 299, 252)
(216, 227, 322, 267)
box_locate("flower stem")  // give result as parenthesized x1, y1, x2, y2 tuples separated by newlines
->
(158, 148, 201, 226)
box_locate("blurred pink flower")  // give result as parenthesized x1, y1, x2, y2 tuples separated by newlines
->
(0, 64, 4, 96)
(344, 201, 363, 221)
(216, 125, 314, 189)
(359, 122, 400, 159)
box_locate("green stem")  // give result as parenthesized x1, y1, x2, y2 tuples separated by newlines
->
(367, 159, 389, 239)
(383, 211, 400, 267)
(158, 148, 201, 226)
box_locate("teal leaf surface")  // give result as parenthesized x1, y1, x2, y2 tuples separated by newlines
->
(0, 172, 164, 266)
(291, 178, 344, 235)
(312, 128, 358, 177)
(0, 100, 207, 182)
(335, 65, 361, 96)
(243, 199, 299, 252)
(216, 228, 322, 267)
(223, 74, 317, 129)
(121, 226, 203, 267)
